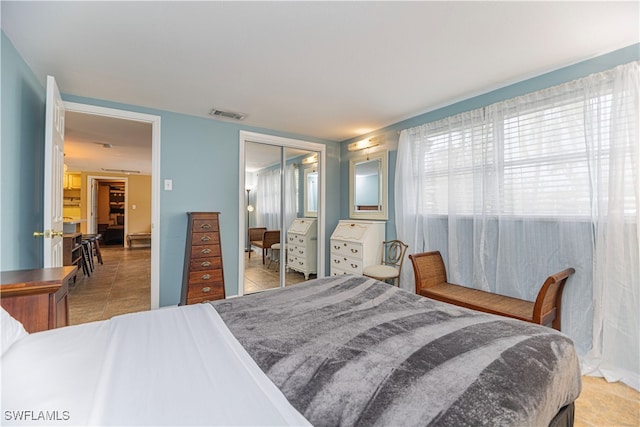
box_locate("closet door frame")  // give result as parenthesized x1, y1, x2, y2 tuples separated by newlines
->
(238, 131, 326, 296)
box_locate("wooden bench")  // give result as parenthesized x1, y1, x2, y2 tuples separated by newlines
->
(127, 232, 151, 248)
(409, 251, 575, 330)
(248, 228, 280, 264)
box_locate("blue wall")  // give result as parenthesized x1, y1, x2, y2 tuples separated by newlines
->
(1, 31, 341, 305)
(1, 32, 46, 270)
(340, 43, 640, 241)
(60, 95, 340, 305)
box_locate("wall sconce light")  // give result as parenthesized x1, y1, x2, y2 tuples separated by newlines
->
(301, 154, 318, 165)
(347, 136, 381, 152)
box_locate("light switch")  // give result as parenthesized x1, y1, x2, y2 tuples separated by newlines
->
(164, 179, 173, 191)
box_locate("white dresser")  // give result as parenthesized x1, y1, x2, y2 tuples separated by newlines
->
(330, 220, 385, 276)
(286, 218, 317, 279)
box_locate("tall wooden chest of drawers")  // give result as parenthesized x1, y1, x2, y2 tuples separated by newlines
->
(181, 212, 225, 305)
(286, 218, 317, 279)
(330, 220, 385, 276)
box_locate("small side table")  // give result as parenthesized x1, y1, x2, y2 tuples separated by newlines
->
(0, 266, 77, 332)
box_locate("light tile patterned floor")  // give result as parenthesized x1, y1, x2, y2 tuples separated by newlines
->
(68, 245, 150, 325)
(244, 248, 312, 294)
(575, 375, 639, 426)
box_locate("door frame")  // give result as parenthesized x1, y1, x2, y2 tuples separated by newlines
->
(238, 131, 326, 297)
(64, 101, 161, 309)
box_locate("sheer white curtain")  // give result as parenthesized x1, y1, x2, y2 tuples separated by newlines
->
(256, 168, 280, 230)
(395, 62, 639, 390)
(256, 164, 298, 231)
(582, 63, 640, 390)
(284, 165, 298, 231)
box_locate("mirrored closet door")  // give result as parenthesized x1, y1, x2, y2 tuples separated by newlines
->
(242, 134, 324, 295)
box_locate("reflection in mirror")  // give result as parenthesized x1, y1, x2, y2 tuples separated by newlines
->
(349, 150, 388, 220)
(304, 168, 318, 217)
(354, 159, 380, 211)
(244, 142, 321, 295)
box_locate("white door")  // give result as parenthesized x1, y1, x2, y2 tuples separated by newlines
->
(43, 75, 65, 267)
(88, 178, 98, 234)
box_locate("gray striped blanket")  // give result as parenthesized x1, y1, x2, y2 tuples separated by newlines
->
(212, 275, 581, 426)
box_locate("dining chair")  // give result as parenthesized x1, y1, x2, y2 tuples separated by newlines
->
(363, 240, 408, 286)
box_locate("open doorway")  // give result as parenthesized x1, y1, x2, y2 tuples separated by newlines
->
(61, 103, 159, 323)
(95, 179, 127, 246)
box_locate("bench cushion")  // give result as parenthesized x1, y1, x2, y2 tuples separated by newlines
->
(419, 282, 535, 323)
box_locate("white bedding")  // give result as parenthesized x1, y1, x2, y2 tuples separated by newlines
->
(1, 304, 310, 426)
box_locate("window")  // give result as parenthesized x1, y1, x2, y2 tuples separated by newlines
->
(416, 89, 634, 219)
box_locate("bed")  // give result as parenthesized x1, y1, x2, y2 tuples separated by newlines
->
(2, 275, 581, 426)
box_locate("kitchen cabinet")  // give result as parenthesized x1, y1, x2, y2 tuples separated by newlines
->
(63, 173, 81, 189)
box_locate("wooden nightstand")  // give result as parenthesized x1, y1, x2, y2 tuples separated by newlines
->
(0, 266, 77, 332)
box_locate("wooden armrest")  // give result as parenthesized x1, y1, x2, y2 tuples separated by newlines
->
(410, 251, 575, 330)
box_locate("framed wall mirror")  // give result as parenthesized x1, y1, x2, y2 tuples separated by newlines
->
(304, 167, 318, 217)
(349, 150, 388, 220)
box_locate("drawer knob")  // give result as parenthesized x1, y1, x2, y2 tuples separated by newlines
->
(202, 274, 211, 280)
(289, 237, 294, 241)
(351, 263, 358, 269)
(350, 248, 359, 254)
(200, 235, 211, 242)
(299, 239, 303, 243)
(202, 286, 211, 293)
(333, 259, 340, 264)
(333, 245, 340, 250)
(201, 248, 211, 254)
(200, 223, 212, 230)
(298, 250, 304, 254)
(201, 261, 211, 267)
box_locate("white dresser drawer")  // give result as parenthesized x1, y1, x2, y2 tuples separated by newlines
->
(330, 240, 363, 258)
(288, 245, 308, 258)
(288, 233, 308, 246)
(331, 267, 352, 276)
(288, 255, 308, 270)
(330, 253, 362, 274)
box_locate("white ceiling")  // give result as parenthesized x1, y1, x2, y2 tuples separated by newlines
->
(64, 111, 152, 174)
(2, 1, 638, 172)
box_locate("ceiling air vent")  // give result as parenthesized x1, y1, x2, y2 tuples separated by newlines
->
(209, 108, 246, 121)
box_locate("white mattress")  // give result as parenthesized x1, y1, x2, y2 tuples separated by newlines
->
(1, 304, 310, 426)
